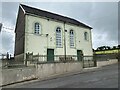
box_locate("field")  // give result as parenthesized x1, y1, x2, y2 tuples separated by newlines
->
(95, 49, 119, 54)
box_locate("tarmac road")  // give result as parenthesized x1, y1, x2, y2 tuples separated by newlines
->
(3, 63, 118, 88)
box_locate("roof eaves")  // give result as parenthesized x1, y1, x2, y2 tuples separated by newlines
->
(20, 4, 93, 29)
(25, 12, 92, 29)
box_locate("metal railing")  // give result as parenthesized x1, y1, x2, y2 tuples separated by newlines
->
(2, 52, 119, 69)
(26, 53, 96, 68)
(26, 55, 79, 64)
(1, 54, 97, 68)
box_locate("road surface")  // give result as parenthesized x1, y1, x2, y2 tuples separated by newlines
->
(3, 63, 118, 88)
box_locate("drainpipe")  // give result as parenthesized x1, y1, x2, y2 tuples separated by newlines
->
(64, 22, 67, 62)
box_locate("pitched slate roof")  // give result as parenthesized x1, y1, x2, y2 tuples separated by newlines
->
(20, 4, 92, 29)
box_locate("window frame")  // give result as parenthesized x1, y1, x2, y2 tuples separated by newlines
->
(34, 22, 41, 34)
(84, 32, 89, 41)
(56, 27, 62, 48)
(70, 29, 75, 48)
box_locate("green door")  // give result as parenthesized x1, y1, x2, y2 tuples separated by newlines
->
(77, 50, 83, 61)
(47, 49, 54, 62)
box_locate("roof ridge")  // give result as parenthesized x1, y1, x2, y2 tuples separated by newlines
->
(20, 4, 77, 20)
(20, 4, 92, 29)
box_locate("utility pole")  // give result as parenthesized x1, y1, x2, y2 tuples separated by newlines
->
(0, 23, 2, 32)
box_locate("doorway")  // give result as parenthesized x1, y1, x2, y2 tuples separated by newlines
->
(77, 50, 83, 61)
(47, 49, 54, 62)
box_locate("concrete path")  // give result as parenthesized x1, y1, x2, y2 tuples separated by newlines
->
(3, 63, 118, 88)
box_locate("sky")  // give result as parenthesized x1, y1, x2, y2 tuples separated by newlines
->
(0, 1, 119, 55)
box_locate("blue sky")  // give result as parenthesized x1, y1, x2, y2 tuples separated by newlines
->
(0, 1, 118, 55)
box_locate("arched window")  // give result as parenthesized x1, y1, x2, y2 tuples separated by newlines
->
(34, 22, 40, 34)
(70, 30, 74, 47)
(84, 32, 89, 41)
(56, 27, 62, 47)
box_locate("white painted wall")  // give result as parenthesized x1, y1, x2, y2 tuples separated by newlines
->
(24, 14, 93, 58)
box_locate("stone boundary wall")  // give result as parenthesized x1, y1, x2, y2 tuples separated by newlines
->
(1, 59, 118, 86)
(2, 62, 82, 86)
(2, 67, 36, 86)
(97, 59, 118, 67)
(36, 62, 83, 79)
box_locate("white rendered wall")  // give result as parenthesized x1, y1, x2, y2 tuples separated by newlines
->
(25, 15, 93, 56)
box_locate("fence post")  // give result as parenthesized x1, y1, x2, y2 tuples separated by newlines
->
(88, 59, 90, 67)
(118, 51, 120, 62)
(82, 56, 84, 68)
(38, 53, 39, 63)
(94, 55, 97, 67)
(25, 53, 28, 67)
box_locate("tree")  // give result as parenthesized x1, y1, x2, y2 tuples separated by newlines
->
(96, 46, 111, 51)
(106, 46, 111, 50)
(96, 46, 104, 51)
(112, 46, 117, 49)
(118, 45, 120, 49)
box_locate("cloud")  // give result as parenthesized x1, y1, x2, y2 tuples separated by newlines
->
(87, 2, 118, 48)
(1, 21, 15, 55)
(2, 31, 14, 54)
(2, 2, 19, 25)
(1, 2, 18, 55)
(1, 2, 118, 55)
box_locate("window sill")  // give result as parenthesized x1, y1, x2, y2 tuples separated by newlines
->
(34, 33, 46, 36)
(34, 33, 40, 35)
(56, 47, 63, 48)
(70, 47, 76, 49)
